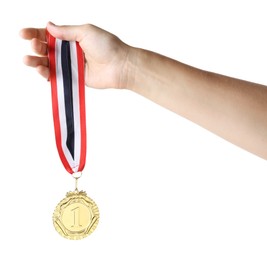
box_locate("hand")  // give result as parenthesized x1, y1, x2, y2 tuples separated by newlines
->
(20, 22, 133, 89)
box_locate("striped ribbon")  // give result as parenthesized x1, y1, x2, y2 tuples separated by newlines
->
(47, 32, 86, 174)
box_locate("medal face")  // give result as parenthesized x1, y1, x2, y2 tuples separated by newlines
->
(53, 191, 99, 240)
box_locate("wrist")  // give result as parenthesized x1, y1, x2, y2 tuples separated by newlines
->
(120, 46, 140, 91)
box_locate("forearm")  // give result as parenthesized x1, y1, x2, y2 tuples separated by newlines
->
(126, 47, 267, 159)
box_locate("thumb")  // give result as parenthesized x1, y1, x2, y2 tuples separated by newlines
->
(47, 21, 85, 42)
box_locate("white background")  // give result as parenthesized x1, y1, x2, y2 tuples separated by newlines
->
(1, 0, 267, 259)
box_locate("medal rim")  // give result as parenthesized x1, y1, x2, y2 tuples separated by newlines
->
(53, 191, 100, 240)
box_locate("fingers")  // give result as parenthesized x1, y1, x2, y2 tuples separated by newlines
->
(20, 28, 46, 41)
(20, 22, 88, 42)
(23, 55, 48, 68)
(31, 38, 47, 56)
(23, 56, 49, 79)
(36, 65, 50, 79)
(46, 21, 86, 42)
(21, 22, 89, 81)
(20, 27, 49, 80)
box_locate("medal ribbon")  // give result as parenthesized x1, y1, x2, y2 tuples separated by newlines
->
(47, 32, 86, 174)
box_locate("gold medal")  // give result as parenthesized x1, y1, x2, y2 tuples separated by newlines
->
(53, 188, 99, 240)
(48, 33, 100, 239)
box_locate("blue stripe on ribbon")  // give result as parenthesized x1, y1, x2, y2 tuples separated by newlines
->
(61, 41, 75, 159)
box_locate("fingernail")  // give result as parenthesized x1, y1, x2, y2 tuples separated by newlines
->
(48, 21, 56, 26)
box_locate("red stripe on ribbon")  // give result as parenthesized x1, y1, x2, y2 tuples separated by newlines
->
(76, 42, 87, 172)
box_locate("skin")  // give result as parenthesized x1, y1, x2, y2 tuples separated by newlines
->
(20, 22, 267, 160)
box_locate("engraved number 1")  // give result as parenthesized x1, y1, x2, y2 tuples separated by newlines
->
(71, 207, 82, 227)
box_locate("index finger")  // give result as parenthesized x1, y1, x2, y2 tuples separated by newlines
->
(20, 28, 47, 42)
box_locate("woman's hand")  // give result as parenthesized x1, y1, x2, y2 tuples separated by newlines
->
(20, 22, 134, 89)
